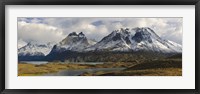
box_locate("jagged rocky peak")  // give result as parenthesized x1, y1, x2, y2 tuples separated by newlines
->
(87, 27, 182, 53)
(94, 27, 132, 45)
(78, 32, 85, 37)
(113, 28, 130, 35)
(51, 31, 90, 52)
(132, 27, 152, 43)
(68, 32, 78, 36)
(134, 27, 161, 38)
(60, 32, 88, 45)
(132, 27, 161, 43)
(133, 27, 154, 36)
(108, 28, 130, 41)
(18, 41, 55, 56)
(110, 28, 131, 45)
(86, 27, 133, 52)
(120, 28, 130, 34)
(68, 32, 85, 37)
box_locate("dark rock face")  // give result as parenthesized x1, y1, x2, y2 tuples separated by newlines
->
(112, 33, 122, 41)
(18, 27, 182, 62)
(68, 32, 78, 36)
(60, 32, 89, 46)
(125, 36, 131, 44)
(78, 32, 85, 37)
(132, 28, 153, 43)
(47, 32, 90, 59)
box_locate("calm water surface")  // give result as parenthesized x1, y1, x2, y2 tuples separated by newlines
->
(19, 61, 124, 76)
(20, 61, 104, 65)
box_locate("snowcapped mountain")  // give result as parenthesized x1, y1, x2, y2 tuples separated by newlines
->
(130, 27, 182, 53)
(50, 32, 90, 52)
(48, 27, 182, 54)
(86, 27, 182, 53)
(86, 28, 132, 51)
(18, 27, 182, 61)
(18, 41, 55, 56)
(88, 39, 97, 45)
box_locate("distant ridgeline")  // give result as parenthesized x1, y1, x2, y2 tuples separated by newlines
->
(18, 27, 182, 62)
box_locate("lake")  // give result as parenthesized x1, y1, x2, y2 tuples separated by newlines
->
(19, 61, 105, 65)
(19, 61, 125, 76)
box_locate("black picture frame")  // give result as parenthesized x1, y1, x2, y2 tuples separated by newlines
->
(0, 0, 199, 94)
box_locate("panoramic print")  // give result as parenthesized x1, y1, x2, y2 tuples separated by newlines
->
(18, 17, 182, 76)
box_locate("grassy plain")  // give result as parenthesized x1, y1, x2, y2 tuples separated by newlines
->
(18, 58, 182, 76)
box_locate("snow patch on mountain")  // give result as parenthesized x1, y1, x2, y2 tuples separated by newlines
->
(88, 39, 97, 45)
(19, 27, 182, 57)
(129, 27, 182, 53)
(86, 27, 182, 53)
(52, 32, 90, 52)
(18, 41, 55, 56)
(86, 28, 132, 51)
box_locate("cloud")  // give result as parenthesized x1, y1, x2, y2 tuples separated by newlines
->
(18, 39, 27, 48)
(18, 17, 183, 45)
(18, 21, 65, 43)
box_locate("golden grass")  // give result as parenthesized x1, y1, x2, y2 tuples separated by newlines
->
(18, 58, 182, 76)
(98, 68, 182, 76)
(18, 63, 91, 76)
(18, 62, 134, 76)
(81, 59, 182, 76)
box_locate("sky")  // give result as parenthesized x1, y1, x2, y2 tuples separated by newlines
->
(18, 17, 182, 48)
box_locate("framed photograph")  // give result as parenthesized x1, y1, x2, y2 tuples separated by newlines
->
(0, 0, 199, 94)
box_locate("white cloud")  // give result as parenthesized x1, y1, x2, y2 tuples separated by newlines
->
(18, 17, 183, 45)
(18, 39, 27, 48)
(18, 21, 65, 43)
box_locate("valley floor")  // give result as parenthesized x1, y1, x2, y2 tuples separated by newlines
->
(18, 58, 182, 76)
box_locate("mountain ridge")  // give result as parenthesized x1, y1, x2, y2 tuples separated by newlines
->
(18, 27, 182, 61)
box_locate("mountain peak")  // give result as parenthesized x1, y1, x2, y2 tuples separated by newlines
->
(87, 27, 181, 53)
(68, 32, 78, 36)
(113, 28, 130, 34)
(132, 28, 152, 43)
(78, 32, 85, 37)
(53, 31, 89, 52)
(18, 42, 55, 56)
(68, 32, 86, 38)
(131, 27, 161, 43)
